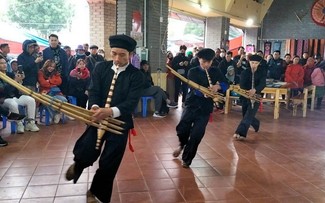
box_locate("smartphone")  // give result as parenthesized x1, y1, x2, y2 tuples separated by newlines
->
(37, 52, 43, 57)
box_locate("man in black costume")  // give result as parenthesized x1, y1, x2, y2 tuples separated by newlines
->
(233, 54, 266, 140)
(172, 48, 228, 168)
(65, 34, 144, 203)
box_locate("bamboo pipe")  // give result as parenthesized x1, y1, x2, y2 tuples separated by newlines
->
(231, 86, 262, 102)
(95, 66, 119, 150)
(0, 72, 124, 133)
(166, 65, 225, 102)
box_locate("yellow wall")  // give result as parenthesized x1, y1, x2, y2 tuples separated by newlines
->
(151, 73, 167, 90)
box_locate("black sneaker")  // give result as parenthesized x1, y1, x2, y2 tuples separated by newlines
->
(153, 111, 167, 118)
(167, 102, 178, 108)
(7, 112, 25, 121)
(0, 136, 8, 147)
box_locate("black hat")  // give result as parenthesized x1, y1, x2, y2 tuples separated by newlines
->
(196, 48, 215, 61)
(90, 45, 98, 49)
(249, 54, 263, 62)
(109, 34, 137, 52)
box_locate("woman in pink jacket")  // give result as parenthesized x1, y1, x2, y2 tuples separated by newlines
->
(311, 61, 325, 109)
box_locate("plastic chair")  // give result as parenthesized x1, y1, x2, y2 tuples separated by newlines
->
(4, 105, 26, 134)
(1, 116, 16, 134)
(139, 96, 154, 117)
(39, 105, 66, 126)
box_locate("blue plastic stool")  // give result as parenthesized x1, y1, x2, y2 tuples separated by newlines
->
(5, 105, 26, 134)
(39, 105, 66, 126)
(140, 96, 154, 117)
(67, 96, 77, 105)
(1, 116, 16, 134)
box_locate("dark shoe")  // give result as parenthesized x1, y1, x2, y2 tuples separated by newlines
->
(87, 190, 101, 203)
(0, 136, 8, 147)
(65, 163, 75, 181)
(66, 163, 83, 184)
(172, 146, 183, 157)
(167, 102, 178, 108)
(153, 111, 167, 118)
(182, 161, 190, 168)
(7, 112, 25, 121)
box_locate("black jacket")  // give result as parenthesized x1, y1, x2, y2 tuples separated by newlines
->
(185, 66, 227, 114)
(88, 61, 145, 129)
(240, 66, 266, 95)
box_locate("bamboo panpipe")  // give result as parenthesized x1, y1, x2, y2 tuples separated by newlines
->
(231, 86, 262, 102)
(166, 65, 225, 102)
(96, 66, 119, 150)
(0, 72, 124, 134)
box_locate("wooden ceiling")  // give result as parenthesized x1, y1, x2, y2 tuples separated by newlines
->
(169, 0, 274, 27)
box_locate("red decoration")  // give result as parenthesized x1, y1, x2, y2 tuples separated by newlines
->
(311, 0, 325, 26)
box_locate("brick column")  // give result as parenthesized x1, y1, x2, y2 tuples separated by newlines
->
(205, 17, 230, 50)
(87, 0, 116, 60)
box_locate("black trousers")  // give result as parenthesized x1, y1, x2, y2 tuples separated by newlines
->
(174, 77, 188, 103)
(235, 98, 260, 137)
(73, 126, 128, 203)
(176, 107, 210, 166)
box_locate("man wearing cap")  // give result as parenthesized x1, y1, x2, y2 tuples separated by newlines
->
(65, 34, 144, 203)
(233, 54, 266, 141)
(87, 45, 105, 73)
(172, 48, 228, 168)
(69, 44, 88, 72)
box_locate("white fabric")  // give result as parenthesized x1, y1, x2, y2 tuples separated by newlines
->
(2, 95, 36, 119)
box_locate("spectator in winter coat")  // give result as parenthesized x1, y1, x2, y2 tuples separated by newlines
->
(69, 59, 90, 108)
(0, 56, 39, 134)
(311, 61, 325, 109)
(285, 55, 304, 97)
(303, 57, 316, 86)
(38, 59, 67, 124)
(42, 34, 69, 94)
(17, 40, 42, 91)
(86, 45, 105, 74)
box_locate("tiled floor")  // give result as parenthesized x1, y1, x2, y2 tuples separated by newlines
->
(0, 103, 324, 203)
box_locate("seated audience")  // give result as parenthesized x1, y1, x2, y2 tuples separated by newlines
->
(285, 55, 304, 97)
(10, 59, 25, 84)
(140, 60, 177, 118)
(303, 57, 316, 86)
(0, 57, 39, 133)
(68, 59, 90, 108)
(311, 61, 325, 110)
(38, 59, 67, 124)
(0, 106, 25, 147)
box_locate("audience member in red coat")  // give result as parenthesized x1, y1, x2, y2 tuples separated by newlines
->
(285, 55, 305, 97)
(38, 59, 67, 123)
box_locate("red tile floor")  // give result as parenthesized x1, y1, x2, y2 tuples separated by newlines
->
(0, 103, 324, 203)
